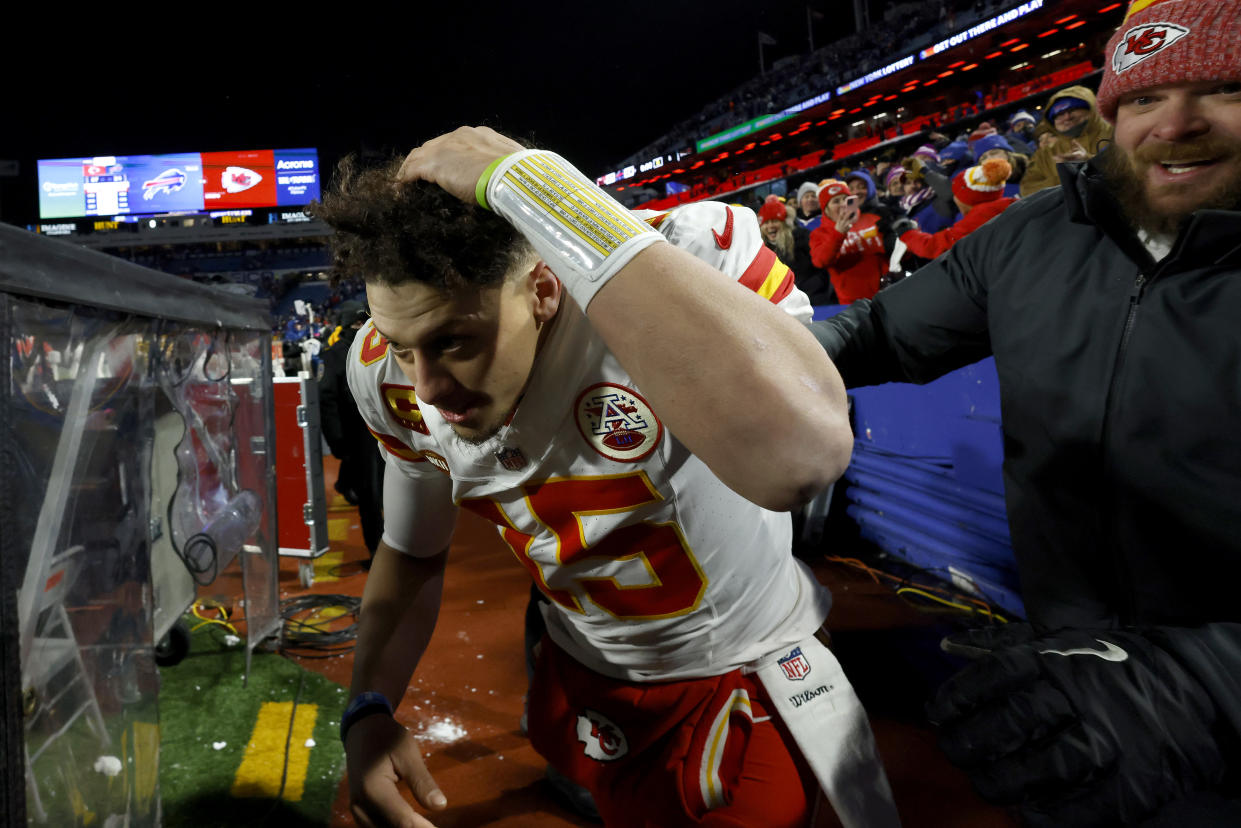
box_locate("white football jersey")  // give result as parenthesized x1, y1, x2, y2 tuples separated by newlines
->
(348, 201, 829, 681)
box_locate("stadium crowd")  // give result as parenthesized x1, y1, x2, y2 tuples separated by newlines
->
(728, 81, 1112, 305)
(617, 0, 1030, 173)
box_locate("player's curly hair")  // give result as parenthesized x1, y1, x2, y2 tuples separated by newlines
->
(307, 154, 534, 290)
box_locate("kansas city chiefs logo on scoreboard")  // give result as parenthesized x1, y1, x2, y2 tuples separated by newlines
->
(575, 383, 662, 462)
(575, 709, 628, 762)
(1113, 22, 1189, 74)
(222, 166, 263, 194)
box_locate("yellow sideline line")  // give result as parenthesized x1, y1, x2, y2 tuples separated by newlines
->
(231, 701, 319, 801)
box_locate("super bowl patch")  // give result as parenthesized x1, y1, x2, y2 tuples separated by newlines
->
(575, 709, 628, 762)
(575, 383, 662, 463)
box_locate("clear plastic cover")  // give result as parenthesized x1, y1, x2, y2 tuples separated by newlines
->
(10, 295, 278, 825)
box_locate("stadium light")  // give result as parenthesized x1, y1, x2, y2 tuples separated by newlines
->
(1055, 14, 1077, 23)
(1098, 3, 1121, 12)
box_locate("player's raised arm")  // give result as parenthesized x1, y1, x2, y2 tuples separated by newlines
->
(398, 127, 851, 512)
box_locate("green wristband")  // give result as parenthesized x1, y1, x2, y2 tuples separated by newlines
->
(475, 154, 512, 211)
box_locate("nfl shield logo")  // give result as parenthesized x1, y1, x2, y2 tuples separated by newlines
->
(494, 446, 527, 471)
(778, 647, 812, 681)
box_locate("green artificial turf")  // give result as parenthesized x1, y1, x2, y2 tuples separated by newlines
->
(158, 621, 347, 827)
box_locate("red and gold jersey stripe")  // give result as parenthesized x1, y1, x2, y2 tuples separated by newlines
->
(643, 212, 671, 231)
(737, 245, 796, 305)
(366, 426, 425, 464)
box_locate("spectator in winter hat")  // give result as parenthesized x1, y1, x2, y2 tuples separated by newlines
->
(844, 168, 876, 203)
(896, 158, 1017, 260)
(814, 0, 1241, 822)
(966, 123, 998, 156)
(1005, 110, 1038, 154)
(903, 154, 960, 233)
(758, 195, 832, 305)
(794, 181, 822, 229)
(881, 165, 908, 213)
(809, 179, 894, 304)
(757, 195, 795, 262)
(1021, 85, 1114, 196)
(972, 134, 1024, 198)
(973, 134, 1015, 163)
(884, 166, 908, 198)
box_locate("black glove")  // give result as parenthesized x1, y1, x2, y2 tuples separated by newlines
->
(927, 624, 1227, 827)
(890, 217, 918, 236)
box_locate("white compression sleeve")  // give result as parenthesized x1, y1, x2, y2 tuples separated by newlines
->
(483, 149, 664, 310)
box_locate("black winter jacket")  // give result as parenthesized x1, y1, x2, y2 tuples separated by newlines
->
(813, 152, 1241, 790)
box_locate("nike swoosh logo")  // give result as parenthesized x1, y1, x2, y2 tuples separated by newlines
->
(712, 206, 735, 249)
(1037, 639, 1129, 662)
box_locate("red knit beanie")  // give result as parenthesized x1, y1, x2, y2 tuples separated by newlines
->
(817, 179, 851, 213)
(952, 158, 1013, 207)
(1097, 0, 1241, 122)
(757, 195, 788, 225)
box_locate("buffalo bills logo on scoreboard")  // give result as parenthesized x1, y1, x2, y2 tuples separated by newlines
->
(574, 383, 662, 463)
(142, 168, 187, 201)
(778, 647, 812, 681)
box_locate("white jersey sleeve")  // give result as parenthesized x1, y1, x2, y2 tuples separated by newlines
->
(380, 465, 456, 556)
(634, 202, 813, 323)
(346, 322, 459, 556)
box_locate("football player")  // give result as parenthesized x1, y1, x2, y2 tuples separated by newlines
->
(317, 127, 900, 828)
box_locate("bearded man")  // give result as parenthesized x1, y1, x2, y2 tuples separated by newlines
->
(813, 0, 1241, 824)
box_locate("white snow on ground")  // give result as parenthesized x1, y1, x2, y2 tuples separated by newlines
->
(418, 718, 467, 744)
(93, 756, 123, 777)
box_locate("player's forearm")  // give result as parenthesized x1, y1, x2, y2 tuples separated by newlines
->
(349, 541, 447, 705)
(588, 243, 852, 511)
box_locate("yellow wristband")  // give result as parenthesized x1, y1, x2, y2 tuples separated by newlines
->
(475, 155, 511, 211)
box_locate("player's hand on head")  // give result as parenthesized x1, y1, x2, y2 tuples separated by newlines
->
(346, 714, 447, 828)
(396, 126, 526, 203)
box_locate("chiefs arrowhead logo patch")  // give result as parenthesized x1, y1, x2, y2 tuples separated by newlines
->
(1113, 22, 1189, 74)
(576, 709, 628, 762)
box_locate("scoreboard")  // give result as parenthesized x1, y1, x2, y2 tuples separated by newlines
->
(37, 148, 321, 220)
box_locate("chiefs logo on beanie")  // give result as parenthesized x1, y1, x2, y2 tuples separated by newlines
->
(1097, 0, 1241, 122)
(817, 179, 851, 213)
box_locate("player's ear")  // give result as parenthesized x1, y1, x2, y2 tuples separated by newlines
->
(528, 260, 562, 325)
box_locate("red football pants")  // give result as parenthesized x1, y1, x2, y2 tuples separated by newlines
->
(527, 636, 820, 827)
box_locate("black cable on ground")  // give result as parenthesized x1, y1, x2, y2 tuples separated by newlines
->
(279, 594, 361, 658)
(260, 670, 306, 819)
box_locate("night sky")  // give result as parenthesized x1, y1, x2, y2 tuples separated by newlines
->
(1, 2, 863, 222)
